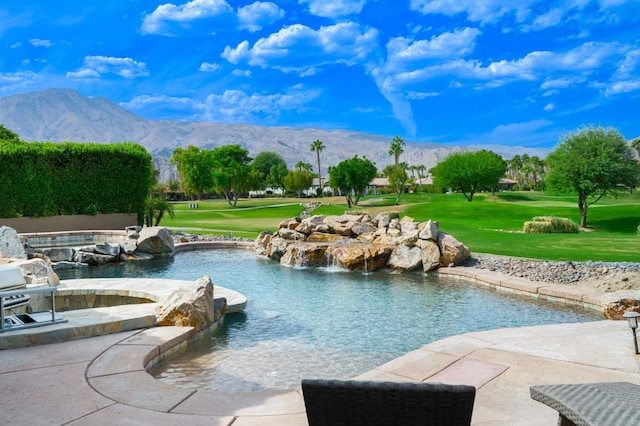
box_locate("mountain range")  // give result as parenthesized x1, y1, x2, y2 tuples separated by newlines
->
(0, 89, 549, 182)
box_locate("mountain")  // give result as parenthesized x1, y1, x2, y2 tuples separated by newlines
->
(0, 88, 549, 182)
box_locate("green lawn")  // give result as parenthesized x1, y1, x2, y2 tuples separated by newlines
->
(161, 192, 640, 262)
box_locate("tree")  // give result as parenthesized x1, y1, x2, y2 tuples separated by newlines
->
(430, 150, 507, 201)
(284, 169, 313, 197)
(210, 144, 252, 207)
(388, 136, 405, 167)
(310, 139, 325, 194)
(268, 163, 289, 193)
(383, 163, 409, 205)
(0, 124, 20, 142)
(328, 156, 377, 208)
(144, 195, 175, 226)
(295, 161, 313, 172)
(546, 126, 638, 228)
(251, 151, 287, 188)
(170, 146, 215, 200)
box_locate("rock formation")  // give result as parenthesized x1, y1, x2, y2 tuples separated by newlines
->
(155, 276, 220, 330)
(255, 212, 470, 273)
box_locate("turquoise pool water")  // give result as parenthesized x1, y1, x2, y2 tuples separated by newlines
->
(58, 249, 600, 393)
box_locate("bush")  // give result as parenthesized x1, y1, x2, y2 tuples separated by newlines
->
(523, 216, 579, 234)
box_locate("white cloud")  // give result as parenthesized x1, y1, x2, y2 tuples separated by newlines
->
(120, 94, 205, 119)
(606, 80, 640, 96)
(371, 28, 481, 136)
(199, 62, 221, 72)
(222, 22, 379, 75)
(66, 69, 100, 79)
(231, 69, 252, 77)
(469, 119, 555, 146)
(386, 28, 481, 67)
(141, 0, 283, 35)
(299, 0, 367, 18)
(67, 56, 149, 79)
(238, 2, 284, 32)
(141, 0, 234, 35)
(543, 102, 555, 111)
(29, 38, 53, 47)
(0, 71, 40, 93)
(121, 86, 321, 122)
(370, 37, 634, 136)
(541, 76, 587, 90)
(409, 0, 535, 24)
(202, 86, 321, 122)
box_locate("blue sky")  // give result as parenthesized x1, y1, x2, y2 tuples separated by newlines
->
(1, 0, 639, 149)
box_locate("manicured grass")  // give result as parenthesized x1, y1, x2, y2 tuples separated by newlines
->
(161, 192, 640, 262)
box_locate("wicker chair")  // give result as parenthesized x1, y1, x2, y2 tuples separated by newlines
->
(301, 379, 476, 426)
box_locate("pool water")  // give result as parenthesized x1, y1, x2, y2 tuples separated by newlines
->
(58, 249, 600, 393)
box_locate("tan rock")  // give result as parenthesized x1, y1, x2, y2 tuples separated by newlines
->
(351, 222, 377, 236)
(327, 244, 393, 271)
(278, 227, 306, 240)
(307, 232, 348, 242)
(420, 240, 441, 272)
(11, 258, 60, 286)
(280, 243, 330, 267)
(137, 227, 175, 254)
(438, 232, 470, 266)
(155, 276, 217, 331)
(418, 220, 439, 242)
(296, 215, 325, 235)
(387, 245, 422, 272)
(266, 237, 291, 261)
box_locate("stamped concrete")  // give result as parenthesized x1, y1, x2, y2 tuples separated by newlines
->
(1, 270, 640, 425)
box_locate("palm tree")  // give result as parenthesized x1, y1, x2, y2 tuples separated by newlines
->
(388, 136, 405, 167)
(310, 139, 325, 193)
(295, 161, 313, 172)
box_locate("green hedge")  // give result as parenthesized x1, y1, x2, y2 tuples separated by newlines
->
(523, 216, 579, 234)
(0, 142, 153, 221)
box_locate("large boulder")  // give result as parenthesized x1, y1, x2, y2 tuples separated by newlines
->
(327, 244, 394, 271)
(438, 232, 470, 266)
(11, 258, 60, 286)
(155, 276, 217, 330)
(280, 243, 330, 267)
(136, 227, 175, 254)
(73, 251, 118, 265)
(387, 245, 422, 272)
(266, 236, 292, 261)
(0, 226, 27, 260)
(94, 242, 121, 257)
(419, 240, 441, 272)
(40, 247, 75, 262)
(418, 220, 439, 242)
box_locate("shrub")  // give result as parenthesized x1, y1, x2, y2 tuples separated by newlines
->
(523, 216, 579, 234)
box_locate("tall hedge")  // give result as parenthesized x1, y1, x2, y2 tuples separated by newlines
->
(0, 142, 153, 221)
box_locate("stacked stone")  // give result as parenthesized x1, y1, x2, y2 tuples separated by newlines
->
(255, 212, 470, 273)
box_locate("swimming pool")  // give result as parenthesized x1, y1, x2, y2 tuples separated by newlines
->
(58, 249, 600, 393)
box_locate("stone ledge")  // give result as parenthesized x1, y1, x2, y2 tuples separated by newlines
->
(437, 267, 605, 314)
(86, 326, 306, 417)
